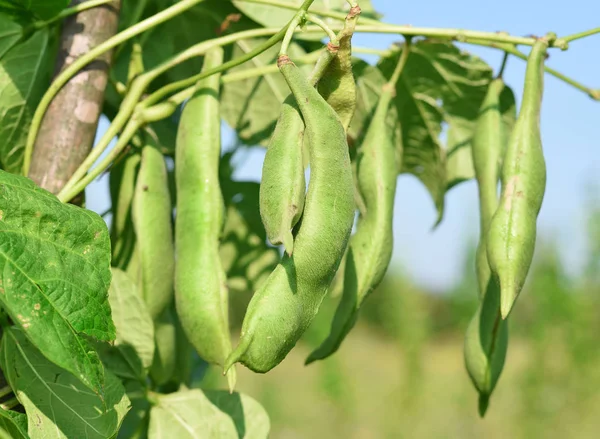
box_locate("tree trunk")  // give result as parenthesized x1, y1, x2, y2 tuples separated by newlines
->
(28, 0, 122, 197)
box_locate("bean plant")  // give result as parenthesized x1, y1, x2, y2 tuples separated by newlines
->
(0, 0, 597, 437)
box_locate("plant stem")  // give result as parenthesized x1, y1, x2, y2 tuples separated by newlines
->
(144, 27, 289, 107)
(489, 42, 598, 100)
(557, 27, 600, 44)
(0, 386, 12, 399)
(279, 0, 315, 56)
(222, 49, 323, 83)
(238, 0, 570, 50)
(353, 46, 392, 56)
(58, 26, 288, 198)
(496, 51, 509, 78)
(23, 0, 206, 175)
(387, 37, 411, 86)
(58, 119, 142, 202)
(0, 397, 19, 411)
(32, 0, 115, 30)
(306, 13, 337, 42)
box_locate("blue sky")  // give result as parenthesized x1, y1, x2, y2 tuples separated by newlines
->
(87, 0, 600, 291)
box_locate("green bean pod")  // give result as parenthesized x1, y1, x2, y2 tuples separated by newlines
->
(110, 151, 140, 276)
(305, 85, 398, 364)
(174, 47, 236, 389)
(224, 56, 355, 373)
(464, 77, 510, 416)
(472, 78, 505, 300)
(487, 39, 548, 319)
(132, 143, 175, 321)
(317, 28, 357, 132)
(259, 96, 306, 255)
(464, 287, 508, 416)
(259, 42, 345, 256)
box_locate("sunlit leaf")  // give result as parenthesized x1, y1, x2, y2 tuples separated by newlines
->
(0, 170, 115, 393)
(148, 389, 269, 439)
(1, 328, 130, 439)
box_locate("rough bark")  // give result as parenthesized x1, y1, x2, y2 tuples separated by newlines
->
(28, 0, 122, 196)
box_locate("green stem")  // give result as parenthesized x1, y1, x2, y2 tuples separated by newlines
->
(31, 0, 115, 30)
(58, 119, 142, 202)
(58, 26, 288, 198)
(0, 386, 12, 400)
(353, 46, 391, 56)
(0, 397, 18, 411)
(387, 37, 411, 86)
(306, 13, 337, 42)
(490, 42, 598, 100)
(23, 0, 206, 175)
(222, 49, 323, 83)
(496, 51, 509, 78)
(279, 0, 315, 56)
(143, 26, 289, 107)
(557, 27, 600, 44)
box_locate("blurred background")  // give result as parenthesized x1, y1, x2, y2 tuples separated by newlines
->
(88, 0, 600, 437)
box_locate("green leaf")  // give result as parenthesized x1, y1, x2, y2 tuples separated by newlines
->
(8, 0, 69, 20)
(0, 13, 22, 59)
(0, 328, 130, 439)
(108, 268, 155, 370)
(221, 39, 309, 147)
(148, 389, 270, 439)
(0, 29, 53, 173)
(232, 0, 380, 41)
(0, 170, 115, 393)
(0, 408, 27, 439)
(376, 41, 493, 223)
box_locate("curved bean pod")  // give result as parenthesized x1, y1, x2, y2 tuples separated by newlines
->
(464, 77, 510, 416)
(259, 96, 306, 255)
(487, 39, 548, 319)
(305, 83, 398, 364)
(224, 56, 355, 373)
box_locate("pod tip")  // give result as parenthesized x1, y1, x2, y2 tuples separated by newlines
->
(283, 231, 294, 256)
(478, 394, 490, 417)
(304, 352, 317, 366)
(225, 366, 237, 394)
(500, 287, 516, 320)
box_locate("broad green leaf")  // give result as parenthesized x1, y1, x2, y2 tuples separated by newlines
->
(0, 409, 27, 439)
(98, 343, 144, 382)
(9, 0, 69, 20)
(233, 0, 380, 41)
(446, 83, 517, 188)
(148, 389, 269, 439)
(0, 13, 22, 59)
(0, 29, 53, 173)
(108, 268, 155, 369)
(221, 39, 309, 147)
(1, 328, 130, 439)
(376, 41, 493, 223)
(0, 170, 115, 393)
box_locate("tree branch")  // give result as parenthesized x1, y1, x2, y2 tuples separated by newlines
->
(27, 0, 122, 198)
